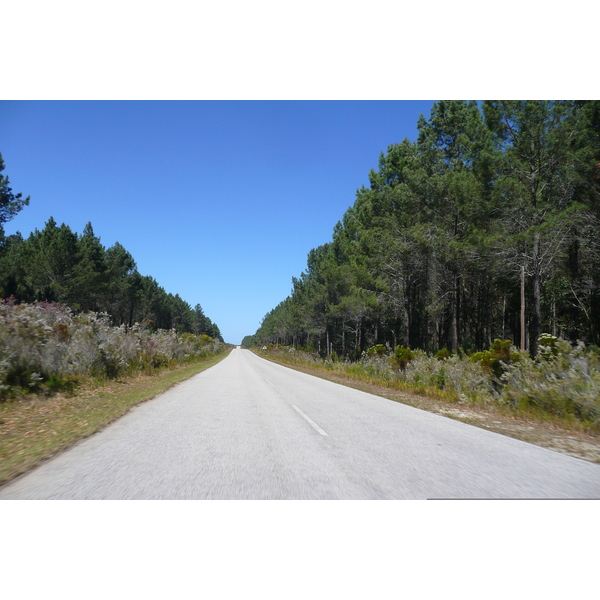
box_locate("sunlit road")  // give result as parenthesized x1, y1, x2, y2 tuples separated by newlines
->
(1, 348, 599, 499)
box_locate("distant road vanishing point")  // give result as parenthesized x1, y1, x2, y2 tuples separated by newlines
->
(1, 348, 599, 499)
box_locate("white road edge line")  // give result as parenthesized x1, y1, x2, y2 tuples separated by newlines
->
(291, 405, 328, 436)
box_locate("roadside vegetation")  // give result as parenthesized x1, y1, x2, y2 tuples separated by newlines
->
(252, 335, 600, 432)
(0, 300, 227, 399)
(0, 151, 232, 486)
(0, 300, 231, 484)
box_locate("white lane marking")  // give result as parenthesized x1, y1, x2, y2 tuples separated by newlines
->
(291, 405, 328, 436)
(264, 378, 276, 389)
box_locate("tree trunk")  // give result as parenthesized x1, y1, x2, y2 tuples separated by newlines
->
(568, 238, 580, 341)
(531, 235, 541, 357)
(402, 299, 410, 347)
(502, 295, 506, 340)
(520, 265, 525, 351)
(532, 273, 541, 357)
(450, 272, 459, 353)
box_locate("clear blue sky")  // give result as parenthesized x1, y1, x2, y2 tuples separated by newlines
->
(0, 101, 435, 343)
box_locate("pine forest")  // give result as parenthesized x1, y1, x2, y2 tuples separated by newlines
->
(244, 101, 600, 360)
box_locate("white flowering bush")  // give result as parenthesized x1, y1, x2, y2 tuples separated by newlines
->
(0, 302, 60, 391)
(0, 301, 225, 397)
(499, 339, 600, 424)
(396, 352, 493, 401)
(358, 353, 395, 381)
(260, 336, 600, 426)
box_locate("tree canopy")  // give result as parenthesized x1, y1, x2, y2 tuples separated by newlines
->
(247, 101, 600, 357)
(0, 153, 30, 227)
(0, 152, 223, 340)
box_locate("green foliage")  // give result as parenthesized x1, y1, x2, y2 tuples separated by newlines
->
(241, 335, 256, 348)
(435, 347, 452, 360)
(367, 344, 388, 357)
(264, 339, 600, 427)
(0, 153, 30, 225)
(537, 333, 559, 360)
(472, 339, 517, 380)
(44, 373, 77, 395)
(390, 345, 415, 371)
(245, 101, 600, 359)
(0, 216, 224, 341)
(488, 339, 514, 378)
(499, 340, 600, 424)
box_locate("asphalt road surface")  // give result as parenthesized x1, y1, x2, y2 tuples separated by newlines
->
(1, 348, 599, 499)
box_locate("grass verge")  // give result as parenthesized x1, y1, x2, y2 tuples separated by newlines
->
(254, 350, 600, 464)
(0, 351, 230, 487)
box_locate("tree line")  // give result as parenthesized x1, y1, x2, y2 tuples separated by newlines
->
(244, 101, 600, 357)
(0, 154, 223, 340)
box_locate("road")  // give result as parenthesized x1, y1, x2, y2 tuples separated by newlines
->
(1, 348, 599, 499)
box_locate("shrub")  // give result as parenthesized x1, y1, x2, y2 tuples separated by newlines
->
(258, 337, 600, 426)
(499, 340, 600, 424)
(471, 339, 518, 380)
(390, 345, 415, 372)
(435, 347, 452, 361)
(0, 301, 225, 398)
(537, 333, 559, 360)
(367, 344, 388, 357)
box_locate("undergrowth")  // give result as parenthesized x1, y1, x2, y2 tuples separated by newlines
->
(256, 337, 600, 430)
(0, 300, 228, 400)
